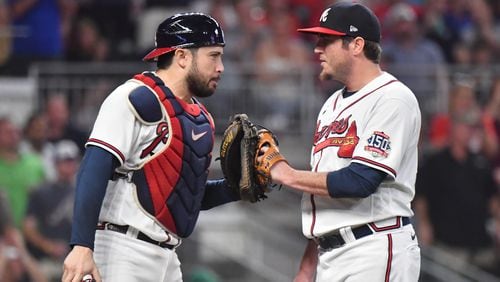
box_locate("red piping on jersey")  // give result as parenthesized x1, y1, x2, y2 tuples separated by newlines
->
(87, 138, 125, 163)
(333, 95, 340, 111)
(333, 80, 398, 121)
(309, 194, 317, 238)
(352, 156, 397, 177)
(385, 234, 393, 282)
(369, 216, 402, 232)
(309, 151, 323, 237)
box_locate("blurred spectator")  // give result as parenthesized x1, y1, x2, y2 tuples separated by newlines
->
(373, 0, 422, 40)
(74, 79, 113, 131)
(6, 0, 78, 74)
(23, 140, 79, 282)
(381, 2, 448, 118)
(252, 9, 310, 130)
(492, 0, 500, 49)
(44, 94, 88, 154)
(421, 0, 461, 63)
(415, 113, 499, 273)
(0, 0, 10, 68)
(0, 117, 45, 227)
(145, 0, 193, 7)
(427, 78, 481, 152)
(210, 0, 267, 64)
(290, 0, 328, 28)
(451, 40, 472, 68)
(187, 266, 220, 282)
(482, 77, 500, 186)
(0, 189, 13, 238)
(200, 0, 269, 120)
(444, 0, 495, 46)
(76, 0, 137, 60)
(470, 38, 496, 105)
(0, 190, 47, 282)
(66, 18, 109, 62)
(19, 111, 57, 181)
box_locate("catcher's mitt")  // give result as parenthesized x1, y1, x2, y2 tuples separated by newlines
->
(219, 114, 285, 202)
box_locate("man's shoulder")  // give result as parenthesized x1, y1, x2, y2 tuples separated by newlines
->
(377, 74, 419, 104)
(100, 79, 145, 108)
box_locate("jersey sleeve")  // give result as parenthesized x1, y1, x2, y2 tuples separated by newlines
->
(86, 84, 138, 164)
(351, 94, 420, 179)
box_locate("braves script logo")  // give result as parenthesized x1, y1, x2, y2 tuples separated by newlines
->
(365, 131, 391, 157)
(313, 115, 359, 158)
(140, 122, 169, 158)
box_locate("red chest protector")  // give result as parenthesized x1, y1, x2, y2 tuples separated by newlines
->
(131, 72, 215, 237)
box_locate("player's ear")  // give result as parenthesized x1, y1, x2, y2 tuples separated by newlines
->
(352, 37, 365, 55)
(175, 49, 191, 69)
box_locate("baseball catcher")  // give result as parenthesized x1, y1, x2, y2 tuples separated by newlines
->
(219, 114, 286, 202)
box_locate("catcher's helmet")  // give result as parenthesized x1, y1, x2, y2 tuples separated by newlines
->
(143, 12, 225, 61)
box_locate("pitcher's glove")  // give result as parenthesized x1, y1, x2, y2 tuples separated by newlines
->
(219, 114, 286, 202)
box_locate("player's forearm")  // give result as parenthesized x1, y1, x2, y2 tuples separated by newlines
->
(201, 178, 240, 210)
(271, 162, 329, 196)
(295, 239, 318, 281)
(70, 146, 118, 249)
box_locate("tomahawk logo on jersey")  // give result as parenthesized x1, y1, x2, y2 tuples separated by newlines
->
(140, 122, 170, 158)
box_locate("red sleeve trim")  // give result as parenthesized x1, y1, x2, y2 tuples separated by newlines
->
(352, 156, 397, 177)
(87, 138, 125, 163)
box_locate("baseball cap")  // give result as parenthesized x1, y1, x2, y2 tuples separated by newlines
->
(143, 13, 225, 61)
(386, 3, 416, 25)
(53, 140, 80, 161)
(297, 2, 381, 43)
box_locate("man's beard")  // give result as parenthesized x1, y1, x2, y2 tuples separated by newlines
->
(319, 59, 351, 83)
(186, 62, 216, 98)
(319, 70, 333, 81)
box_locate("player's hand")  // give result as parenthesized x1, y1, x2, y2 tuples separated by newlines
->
(62, 245, 101, 282)
(256, 145, 289, 184)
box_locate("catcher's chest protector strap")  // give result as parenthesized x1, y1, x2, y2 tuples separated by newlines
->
(131, 72, 214, 237)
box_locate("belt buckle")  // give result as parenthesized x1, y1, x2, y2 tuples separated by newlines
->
(104, 222, 122, 233)
(104, 222, 112, 231)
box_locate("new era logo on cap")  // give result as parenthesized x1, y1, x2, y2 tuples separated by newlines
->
(297, 2, 381, 43)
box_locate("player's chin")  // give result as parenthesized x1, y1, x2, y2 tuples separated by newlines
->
(208, 79, 219, 90)
(319, 70, 333, 81)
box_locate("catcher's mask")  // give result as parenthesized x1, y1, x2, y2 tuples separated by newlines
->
(143, 12, 225, 61)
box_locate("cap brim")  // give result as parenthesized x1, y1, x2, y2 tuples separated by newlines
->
(297, 27, 346, 36)
(142, 47, 176, 61)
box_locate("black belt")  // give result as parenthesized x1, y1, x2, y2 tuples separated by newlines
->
(97, 222, 174, 250)
(111, 171, 131, 181)
(317, 217, 410, 250)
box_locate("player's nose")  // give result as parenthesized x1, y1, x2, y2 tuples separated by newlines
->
(216, 59, 224, 73)
(314, 46, 324, 55)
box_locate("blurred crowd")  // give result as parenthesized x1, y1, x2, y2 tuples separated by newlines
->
(0, 0, 500, 281)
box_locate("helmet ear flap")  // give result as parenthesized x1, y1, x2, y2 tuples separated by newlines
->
(143, 13, 225, 62)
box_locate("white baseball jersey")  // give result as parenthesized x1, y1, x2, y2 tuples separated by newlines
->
(302, 72, 421, 238)
(87, 76, 181, 245)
